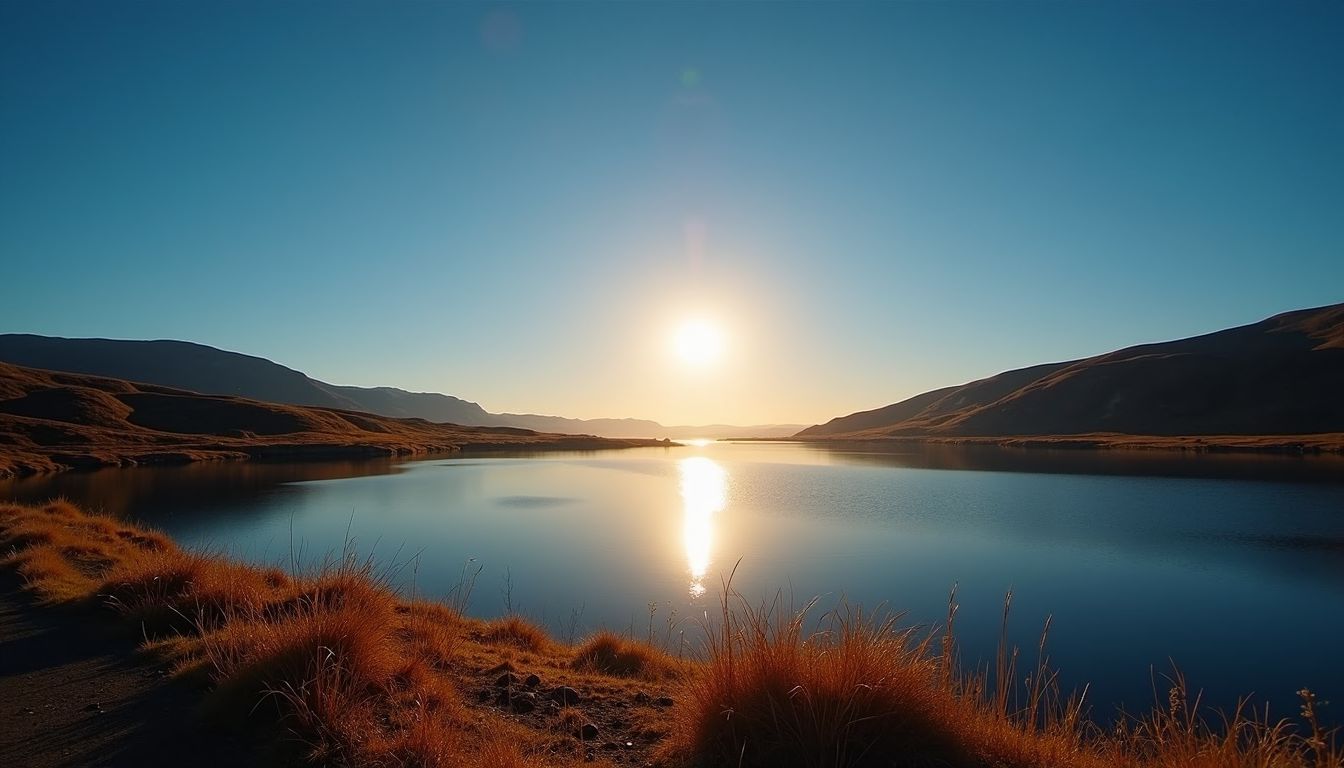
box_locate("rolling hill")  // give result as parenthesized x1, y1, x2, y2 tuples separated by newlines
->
(0, 362, 662, 477)
(0, 335, 802, 439)
(800, 302, 1344, 444)
(0, 335, 495, 425)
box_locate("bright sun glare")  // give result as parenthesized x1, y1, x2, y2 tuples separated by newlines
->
(673, 319, 726, 367)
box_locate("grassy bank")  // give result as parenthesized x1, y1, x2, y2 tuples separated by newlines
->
(1, 501, 1338, 768)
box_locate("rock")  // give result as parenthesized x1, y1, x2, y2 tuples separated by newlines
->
(494, 690, 511, 707)
(551, 686, 581, 706)
(494, 672, 517, 688)
(633, 691, 651, 704)
(524, 673, 541, 688)
(83, 703, 103, 712)
(511, 692, 537, 714)
(577, 722, 599, 740)
(654, 695, 674, 707)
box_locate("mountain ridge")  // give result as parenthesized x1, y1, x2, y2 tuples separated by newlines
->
(0, 334, 802, 439)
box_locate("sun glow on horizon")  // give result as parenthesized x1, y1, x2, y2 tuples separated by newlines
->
(672, 318, 726, 368)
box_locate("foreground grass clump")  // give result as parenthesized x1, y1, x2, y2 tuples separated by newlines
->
(2, 500, 1340, 768)
(668, 597, 1091, 768)
(667, 586, 1342, 768)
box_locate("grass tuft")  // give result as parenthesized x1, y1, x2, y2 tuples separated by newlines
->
(666, 582, 1342, 768)
(572, 630, 685, 680)
(670, 596, 976, 767)
(479, 615, 550, 653)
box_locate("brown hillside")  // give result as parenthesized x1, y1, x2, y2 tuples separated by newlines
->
(0, 363, 663, 477)
(800, 302, 1344, 443)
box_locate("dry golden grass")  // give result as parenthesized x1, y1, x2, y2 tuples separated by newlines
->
(0, 501, 602, 767)
(479, 615, 552, 653)
(665, 582, 1341, 768)
(1, 499, 173, 600)
(2, 501, 1339, 768)
(572, 630, 686, 680)
(670, 597, 979, 767)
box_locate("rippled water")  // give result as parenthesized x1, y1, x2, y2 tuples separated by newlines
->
(4, 442, 1343, 718)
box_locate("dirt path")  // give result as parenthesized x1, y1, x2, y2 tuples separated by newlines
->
(0, 574, 266, 768)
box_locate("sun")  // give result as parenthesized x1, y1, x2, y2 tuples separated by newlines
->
(673, 318, 726, 367)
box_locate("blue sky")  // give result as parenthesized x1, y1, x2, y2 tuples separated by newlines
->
(2, 1, 1341, 425)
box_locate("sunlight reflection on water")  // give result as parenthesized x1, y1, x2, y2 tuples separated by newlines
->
(679, 456, 727, 598)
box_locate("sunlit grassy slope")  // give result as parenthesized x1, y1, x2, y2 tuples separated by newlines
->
(1, 501, 1338, 768)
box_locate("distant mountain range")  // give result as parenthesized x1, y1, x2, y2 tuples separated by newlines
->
(799, 302, 1344, 440)
(0, 335, 803, 439)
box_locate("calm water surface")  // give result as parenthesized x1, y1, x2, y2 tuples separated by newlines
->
(4, 442, 1343, 718)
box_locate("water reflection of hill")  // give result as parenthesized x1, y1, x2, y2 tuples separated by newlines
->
(815, 443, 1344, 484)
(765, 444, 1344, 590)
(0, 459, 407, 523)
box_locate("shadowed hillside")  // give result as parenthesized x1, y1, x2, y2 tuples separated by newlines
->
(0, 362, 662, 477)
(0, 335, 495, 426)
(801, 303, 1344, 441)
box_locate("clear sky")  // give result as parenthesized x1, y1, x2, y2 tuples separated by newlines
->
(2, 1, 1341, 426)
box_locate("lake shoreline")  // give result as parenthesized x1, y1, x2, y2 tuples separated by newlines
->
(11, 429, 1343, 482)
(730, 432, 1344, 455)
(0, 434, 676, 480)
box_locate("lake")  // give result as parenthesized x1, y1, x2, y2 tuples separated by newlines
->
(4, 441, 1343, 720)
